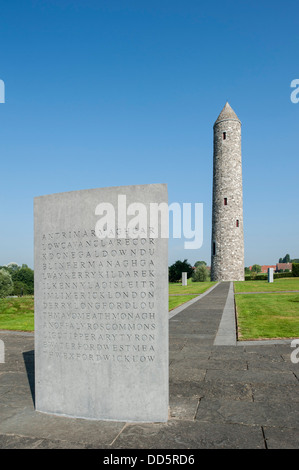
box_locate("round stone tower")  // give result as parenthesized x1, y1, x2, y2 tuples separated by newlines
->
(211, 102, 244, 281)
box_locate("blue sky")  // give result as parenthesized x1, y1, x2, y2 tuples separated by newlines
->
(0, 0, 298, 269)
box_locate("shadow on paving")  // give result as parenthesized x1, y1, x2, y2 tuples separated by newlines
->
(23, 350, 35, 406)
(0, 282, 298, 449)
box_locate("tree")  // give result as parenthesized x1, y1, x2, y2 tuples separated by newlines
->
(192, 264, 209, 282)
(244, 267, 251, 274)
(169, 259, 193, 283)
(251, 264, 261, 273)
(279, 254, 291, 263)
(0, 263, 34, 296)
(0, 269, 14, 298)
(194, 260, 207, 268)
(284, 254, 291, 263)
(5, 262, 20, 274)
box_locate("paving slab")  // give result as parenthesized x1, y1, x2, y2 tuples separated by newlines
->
(252, 383, 299, 403)
(195, 398, 299, 428)
(263, 426, 299, 449)
(204, 368, 298, 386)
(0, 433, 86, 449)
(111, 420, 265, 449)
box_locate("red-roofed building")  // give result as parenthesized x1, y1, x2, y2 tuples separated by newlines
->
(248, 263, 292, 273)
(260, 265, 276, 273)
(276, 263, 292, 272)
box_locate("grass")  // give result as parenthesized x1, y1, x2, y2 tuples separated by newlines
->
(168, 280, 217, 311)
(3, 280, 298, 340)
(169, 295, 199, 311)
(169, 280, 217, 295)
(234, 277, 299, 293)
(235, 292, 299, 340)
(0, 296, 34, 331)
(235, 278, 299, 340)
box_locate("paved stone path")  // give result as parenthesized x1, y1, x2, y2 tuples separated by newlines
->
(0, 282, 298, 449)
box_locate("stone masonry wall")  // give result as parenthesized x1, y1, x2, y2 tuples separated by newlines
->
(211, 117, 245, 281)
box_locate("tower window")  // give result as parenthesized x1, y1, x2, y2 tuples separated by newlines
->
(213, 241, 216, 256)
(222, 132, 226, 140)
(224, 197, 227, 206)
(236, 219, 239, 227)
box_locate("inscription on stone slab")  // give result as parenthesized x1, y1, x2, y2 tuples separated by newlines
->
(34, 184, 168, 422)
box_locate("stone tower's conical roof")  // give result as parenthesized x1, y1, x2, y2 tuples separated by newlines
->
(214, 102, 241, 127)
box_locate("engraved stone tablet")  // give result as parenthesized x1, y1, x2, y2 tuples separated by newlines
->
(34, 184, 168, 422)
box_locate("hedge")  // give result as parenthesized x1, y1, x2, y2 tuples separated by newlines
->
(245, 271, 295, 281)
(274, 272, 295, 279)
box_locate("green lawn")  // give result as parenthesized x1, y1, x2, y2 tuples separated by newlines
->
(168, 280, 217, 311)
(0, 282, 217, 330)
(235, 292, 299, 340)
(169, 295, 199, 311)
(169, 280, 217, 295)
(0, 296, 34, 331)
(4, 280, 298, 340)
(234, 277, 299, 293)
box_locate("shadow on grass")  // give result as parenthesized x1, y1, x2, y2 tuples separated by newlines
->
(23, 350, 35, 406)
